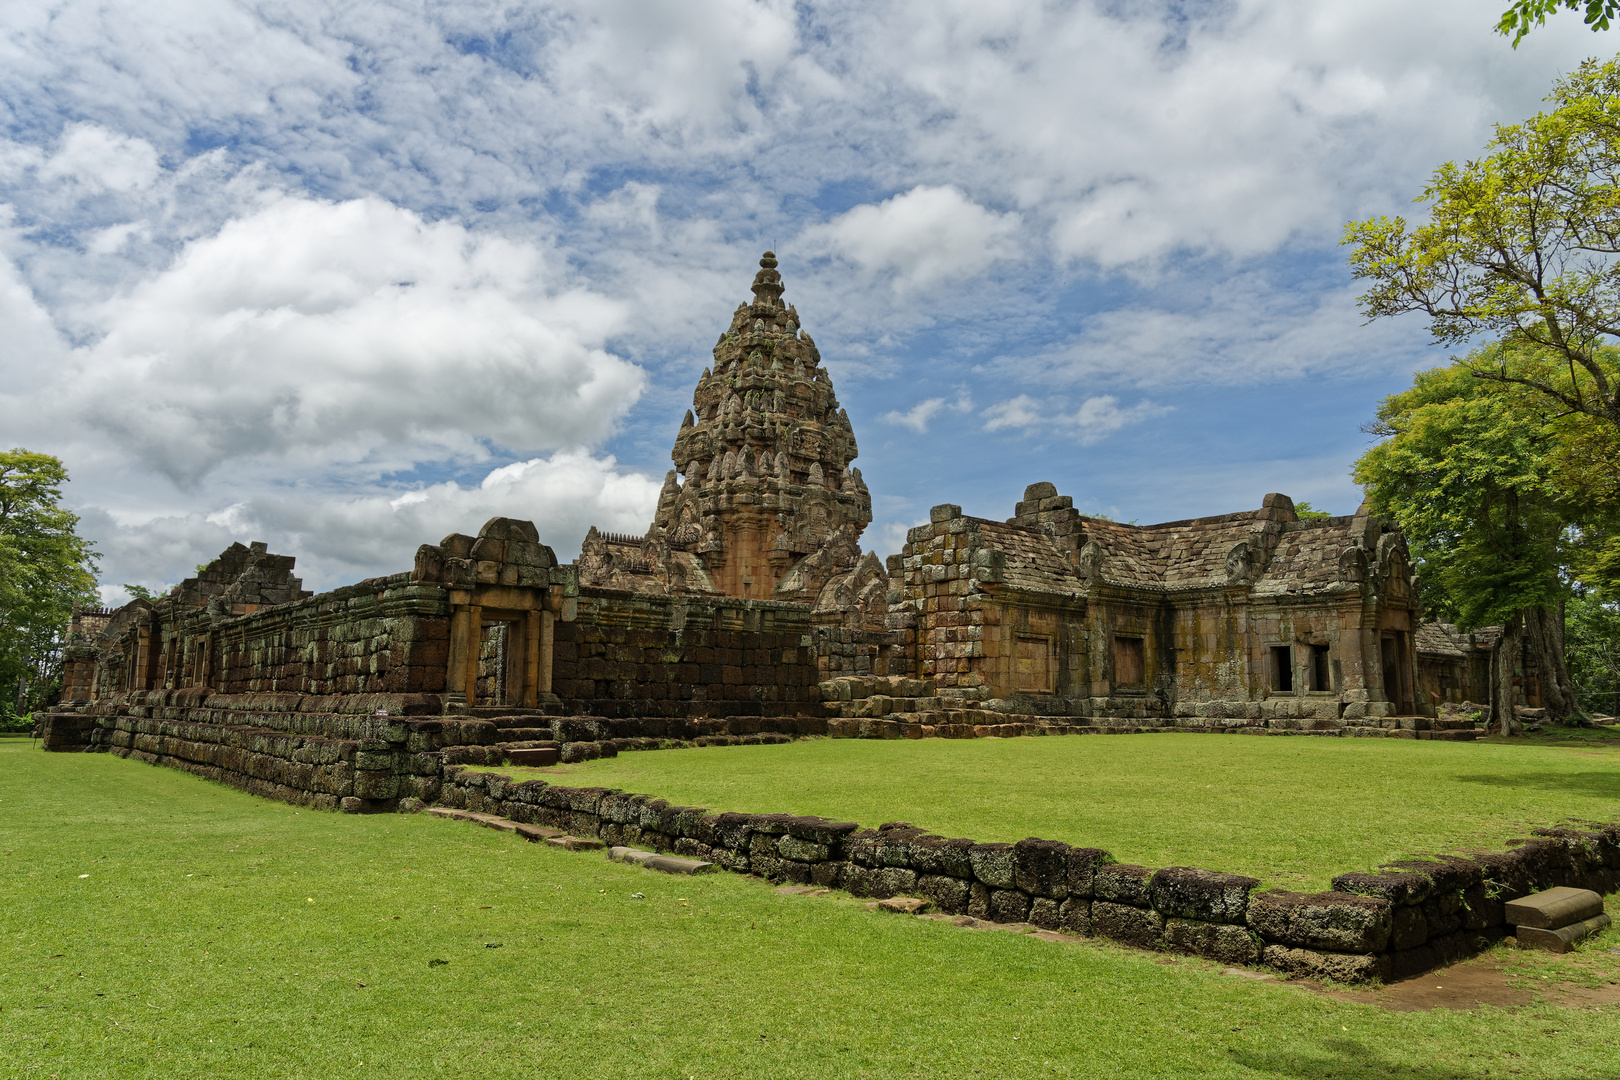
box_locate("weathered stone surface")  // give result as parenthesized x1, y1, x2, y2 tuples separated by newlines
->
(1247, 890, 1392, 953)
(777, 834, 831, 862)
(545, 835, 604, 852)
(1261, 945, 1389, 984)
(1329, 871, 1432, 907)
(608, 846, 716, 875)
(916, 873, 971, 915)
(1066, 848, 1113, 898)
(1012, 838, 1071, 899)
(878, 897, 932, 915)
(908, 836, 976, 878)
(1093, 864, 1155, 907)
(1149, 867, 1259, 924)
(1390, 904, 1429, 950)
(1092, 901, 1164, 949)
(1058, 897, 1092, 936)
(1516, 912, 1611, 953)
(989, 888, 1032, 923)
(968, 843, 1017, 889)
(1165, 918, 1261, 965)
(1504, 886, 1605, 929)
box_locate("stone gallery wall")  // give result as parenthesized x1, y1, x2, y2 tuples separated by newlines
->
(438, 767, 1620, 983)
(552, 587, 825, 717)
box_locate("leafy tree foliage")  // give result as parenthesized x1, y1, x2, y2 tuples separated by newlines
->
(1499, 1, 1619, 47)
(1566, 590, 1620, 714)
(1345, 57, 1620, 433)
(0, 450, 99, 723)
(1354, 350, 1601, 726)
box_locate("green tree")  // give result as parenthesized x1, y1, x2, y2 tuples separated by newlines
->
(1566, 589, 1620, 714)
(1499, 2, 1619, 47)
(0, 450, 99, 720)
(1354, 352, 1589, 730)
(1344, 56, 1620, 433)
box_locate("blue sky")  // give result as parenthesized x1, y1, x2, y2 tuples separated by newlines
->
(0, 1, 1610, 599)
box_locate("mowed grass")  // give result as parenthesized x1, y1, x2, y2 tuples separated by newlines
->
(485, 733, 1620, 892)
(4, 746, 1620, 1079)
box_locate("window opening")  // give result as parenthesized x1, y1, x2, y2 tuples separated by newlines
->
(1311, 644, 1331, 692)
(1114, 636, 1144, 687)
(1271, 645, 1293, 692)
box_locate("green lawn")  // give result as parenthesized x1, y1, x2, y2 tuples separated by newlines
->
(481, 733, 1620, 892)
(5, 743, 1620, 1080)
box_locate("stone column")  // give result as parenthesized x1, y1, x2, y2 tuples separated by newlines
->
(465, 604, 482, 708)
(524, 609, 541, 708)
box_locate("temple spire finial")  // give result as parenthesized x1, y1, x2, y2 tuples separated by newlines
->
(751, 250, 784, 307)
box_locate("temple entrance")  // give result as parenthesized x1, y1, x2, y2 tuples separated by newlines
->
(1381, 632, 1414, 714)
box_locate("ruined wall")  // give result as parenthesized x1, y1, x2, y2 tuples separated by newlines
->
(438, 768, 1620, 984)
(552, 587, 824, 717)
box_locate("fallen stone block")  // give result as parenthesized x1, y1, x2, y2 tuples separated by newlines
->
(546, 835, 605, 852)
(514, 823, 565, 842)
(607, 845, 715, 874)
(1515, 912, 1612, 953)
(877, 896, 932, 915)
(1504, 886, 1605, 930)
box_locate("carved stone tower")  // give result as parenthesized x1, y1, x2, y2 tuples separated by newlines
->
(578, 251, 872, 601)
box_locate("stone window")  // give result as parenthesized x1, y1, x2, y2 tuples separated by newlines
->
(1311, 644, 1331, 692)
(1270, 645, 1294, 692)
(1016, 636, 1052, 693)
(1113, 635, 1144, 688)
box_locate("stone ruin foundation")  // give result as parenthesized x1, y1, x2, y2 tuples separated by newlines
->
(36, 251, 1587, 982)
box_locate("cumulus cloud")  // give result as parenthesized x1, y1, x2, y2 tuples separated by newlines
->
(882, 388, 973, 432)
(799, 186, 1020, 292)
(52, 195, 642, 484)
(94, 449, 662, 603)
(982, 393, 1170, 443)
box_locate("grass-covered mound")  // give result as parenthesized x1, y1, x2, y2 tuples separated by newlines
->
(4, 742, 1620, 1079)
(505, 733, 1620, 892)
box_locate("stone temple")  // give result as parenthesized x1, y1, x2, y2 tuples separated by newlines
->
(43, 252, 1534, 811)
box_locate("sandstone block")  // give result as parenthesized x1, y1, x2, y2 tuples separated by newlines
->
(989, 888, 1032, 923)
(1066, 847, 1113, 898)
(1165, 918, 1261, 965)
(1058, 897, 1092, 935)
(1247, 890, 1392, 953)
(1515, 912, 1611, 953)
(1013, 838, 1071, 899)
(1093, 864, 1154, 906)
(1149, 867, 1259, 923)
(1261, 945, 1389, 984)
(968, 843, 1017, 888)
(1504, 886, 1605, 929)
(877, 897, 932, 915)
(1091, 901, 1164, 949)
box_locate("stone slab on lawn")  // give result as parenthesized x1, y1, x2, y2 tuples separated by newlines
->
(877, 896, 933, 915)
(1504, 886, 1604, 930)
(547, 835, 605, 852)
(608, 845, 715, 874)
(1515, 912, 1612, 953)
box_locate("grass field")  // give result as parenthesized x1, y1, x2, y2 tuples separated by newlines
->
(4, 743, 1620, 1079)
(471, 732, 1620, 892)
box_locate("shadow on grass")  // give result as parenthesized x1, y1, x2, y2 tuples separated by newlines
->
(1448, 772, 1620, 798)
(1231, 1038, 1578, 1079)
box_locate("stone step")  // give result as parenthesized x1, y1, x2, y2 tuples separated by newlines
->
(495, 726, 555, 740)
(608, 846, 716, 875)
(1505, 886, 1605, 929)
(1516, 912, 1611, 953)
(506, 746, 560, 767)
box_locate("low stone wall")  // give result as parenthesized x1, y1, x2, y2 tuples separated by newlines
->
(437, 768, 1619, 982)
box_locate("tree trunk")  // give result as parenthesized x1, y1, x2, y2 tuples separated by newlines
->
(1491, 613, 1524, 736)
(1523, 602, 1576, 722)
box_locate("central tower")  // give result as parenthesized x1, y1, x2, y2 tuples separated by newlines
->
(578, 251, 872, 602)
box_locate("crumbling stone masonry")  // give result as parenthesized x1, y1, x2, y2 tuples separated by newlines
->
(436, 767, 1620, 982)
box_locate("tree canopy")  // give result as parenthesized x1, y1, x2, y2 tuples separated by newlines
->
(0, 450, 99, 720)
(1345, 56, 1620, 434)
(1353, 347, 1608, 723)
(1499, 2, 1619, 47)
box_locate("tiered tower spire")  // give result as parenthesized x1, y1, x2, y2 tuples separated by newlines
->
(578, 252, 872, 601)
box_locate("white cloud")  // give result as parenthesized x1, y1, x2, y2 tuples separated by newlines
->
(1073, 395, 1173, 445)
(981, 393, 1170, 443)
(882, 388, 972, 432)
(37, 123, 160, 192)
(49, 194, 642, 484)
(799, 186, 1020, 292)
(93, 449, 662, 603)
(982, 395, 1042, 432)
